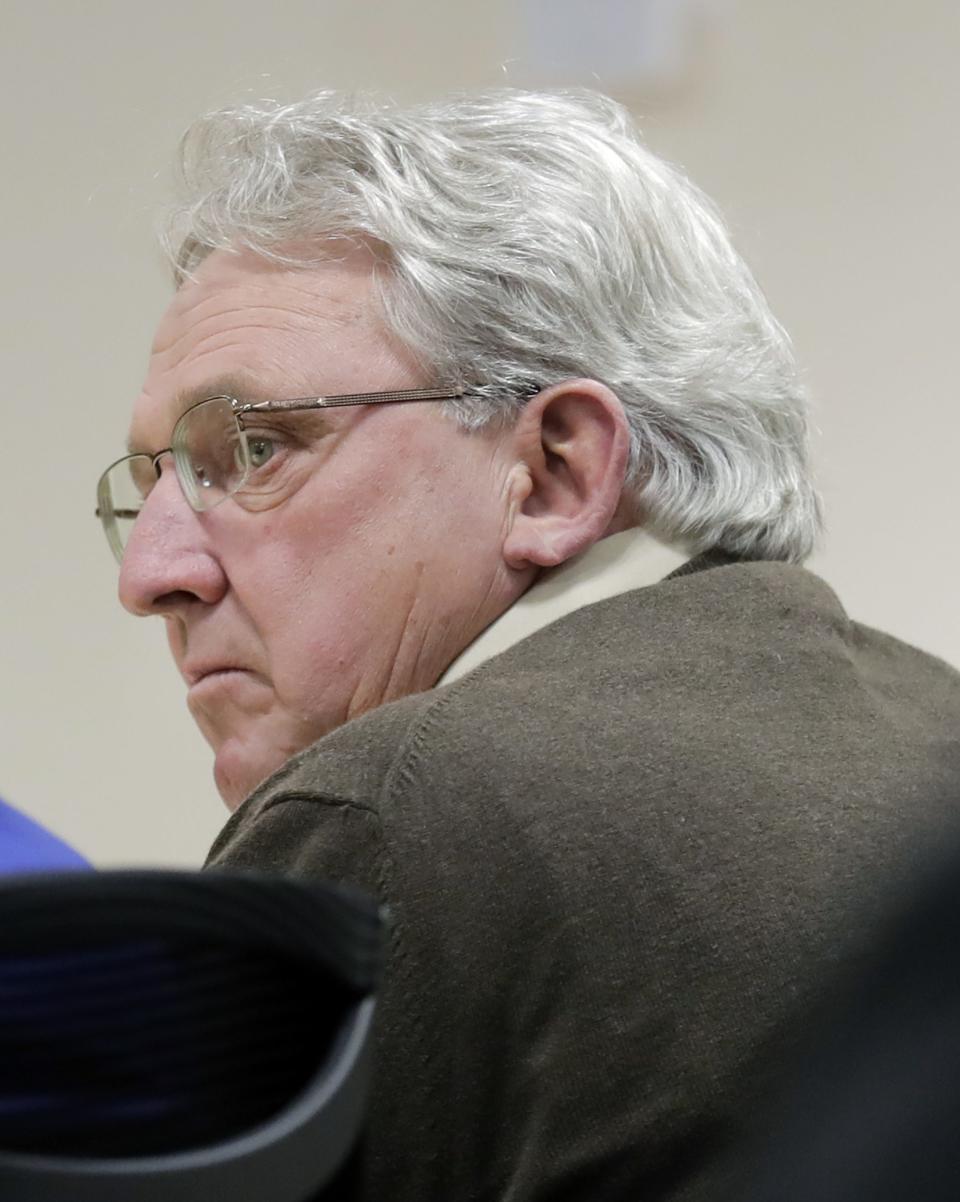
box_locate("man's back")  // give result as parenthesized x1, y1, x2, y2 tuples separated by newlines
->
(208, 557, 960, 1200)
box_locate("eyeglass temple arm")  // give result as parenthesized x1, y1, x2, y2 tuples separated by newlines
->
(235, 388, 464, 415)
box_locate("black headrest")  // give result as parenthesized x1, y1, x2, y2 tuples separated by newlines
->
(0, 869, 382, 1202)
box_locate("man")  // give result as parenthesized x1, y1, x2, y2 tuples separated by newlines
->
(97, 90, 960, 1199)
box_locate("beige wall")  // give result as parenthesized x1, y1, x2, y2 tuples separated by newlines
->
(3, 0, 957, 866)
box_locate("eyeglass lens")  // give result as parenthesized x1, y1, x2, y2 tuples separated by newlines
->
(98, 397, 250, 562)
(172, 397, 250, 512)
(97, 456, 153, 562)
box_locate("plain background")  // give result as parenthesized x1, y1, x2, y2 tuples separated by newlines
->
(2, 0, 957, 866)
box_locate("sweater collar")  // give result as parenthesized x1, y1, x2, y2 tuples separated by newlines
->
(438, 528, 690, 685)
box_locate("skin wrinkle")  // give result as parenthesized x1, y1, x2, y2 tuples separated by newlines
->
(156, 248, 401, 348)
(156, 268, 368, 333)
(352, 496, 440, 708)
(382, 560, 460, 711)
(147, 280, 399, 380)
(351, 572, 425, 726)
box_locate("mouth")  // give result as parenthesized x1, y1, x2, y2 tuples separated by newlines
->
(183, 664, 250, 688)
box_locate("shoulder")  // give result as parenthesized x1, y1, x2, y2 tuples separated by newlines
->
(209, 558, 960, 879)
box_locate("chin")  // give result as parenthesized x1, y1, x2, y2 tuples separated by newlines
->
(213, 745, 275, 813)
(213, 762, 249, 813)
(208, 718, 330, 813)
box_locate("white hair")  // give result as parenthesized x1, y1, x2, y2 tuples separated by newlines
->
(166, 89, 822, 561)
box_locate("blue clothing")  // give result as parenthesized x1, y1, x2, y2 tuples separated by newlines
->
(0, 798, 89, 874)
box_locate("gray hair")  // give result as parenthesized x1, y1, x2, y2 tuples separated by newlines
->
(167, 89, 822, 562)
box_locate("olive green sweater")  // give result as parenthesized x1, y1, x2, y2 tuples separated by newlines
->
(208, 556, 960, 1201)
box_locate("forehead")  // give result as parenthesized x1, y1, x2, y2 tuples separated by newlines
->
(130, 244, 416, 447)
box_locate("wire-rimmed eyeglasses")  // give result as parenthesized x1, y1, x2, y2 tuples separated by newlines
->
(95, 387, 463, 564)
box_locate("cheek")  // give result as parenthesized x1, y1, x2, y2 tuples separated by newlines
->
(233, 529, 386, 675)
(248, 470, 403, 593)
(221, 432, 503, 672)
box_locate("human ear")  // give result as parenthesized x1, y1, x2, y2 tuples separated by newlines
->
(501, 380, 631, 570)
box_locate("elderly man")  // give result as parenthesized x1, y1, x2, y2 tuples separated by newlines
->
(98, 91, 960, 1200)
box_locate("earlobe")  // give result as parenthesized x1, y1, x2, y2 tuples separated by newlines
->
(501, 380, 631, 571)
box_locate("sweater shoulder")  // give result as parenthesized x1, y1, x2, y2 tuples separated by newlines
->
(224, 559, 960, 840)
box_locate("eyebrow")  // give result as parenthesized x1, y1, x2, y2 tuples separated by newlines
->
(125, 373, 266, 455)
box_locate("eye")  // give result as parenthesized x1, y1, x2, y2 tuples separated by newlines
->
(247, 435, 277, 469)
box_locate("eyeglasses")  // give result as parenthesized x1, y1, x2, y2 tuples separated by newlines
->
(95, 387, 463, 564)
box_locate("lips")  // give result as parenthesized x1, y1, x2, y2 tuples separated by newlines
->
(182, 663, 249, 687)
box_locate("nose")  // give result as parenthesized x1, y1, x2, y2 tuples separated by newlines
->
(118, 466, 228, 617)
